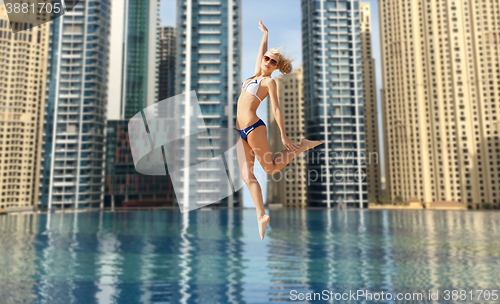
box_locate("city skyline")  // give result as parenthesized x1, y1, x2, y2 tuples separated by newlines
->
(161, 0, 384, 208)
(2, 0, 494, 209)
(301, 0, 368, 208)
(379, 0, 500, 207)
(1, 1, 498, 301)
(105, 0, 167, 209)
(40, 0, 111, 209)
(266, 66, 307, 208)
(0, 6, 50, 211)
(173, 0, 243, 209)
(108, 0, 160, 120)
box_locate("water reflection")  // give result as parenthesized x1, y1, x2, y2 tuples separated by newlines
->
(0, 214, 38, 304)
(0, 209, 499, 303)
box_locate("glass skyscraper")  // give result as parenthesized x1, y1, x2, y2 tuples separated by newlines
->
(40, 0, 111, 209)
(159, 26, 176, 101)
(108, 0, 159, 119)
(175, 0, 242, 209)
(105, 0, 161, 208)
(301, 0, 367, 208)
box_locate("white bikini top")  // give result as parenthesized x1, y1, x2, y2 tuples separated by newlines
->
(241, 76, 271, 102)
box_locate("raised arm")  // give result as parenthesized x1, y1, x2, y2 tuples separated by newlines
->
(267, 79, 299, 151)
(254, 18, 268, 75)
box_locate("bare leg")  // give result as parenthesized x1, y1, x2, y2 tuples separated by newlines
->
(236, 136, 269, 240)
(246, 125, 323, 175)
(244, 125, 322, 240)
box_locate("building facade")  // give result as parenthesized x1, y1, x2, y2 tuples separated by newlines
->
(360, 2, 381, 202)
(0, 6, 50, 210)
(301, 0, 368, 208)
(175, 0, 242, 209)
(104, 0, 162, 208)
(159, 26, 176, 101)
(108, 0, 160, 120)
(104, 120, 176, 208)
(267, 66, 307, 207)
(40, 0, 111, 209)
(379, 0, 500, 207)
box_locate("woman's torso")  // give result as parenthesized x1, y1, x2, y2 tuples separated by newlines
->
(236, 76, 270, 130)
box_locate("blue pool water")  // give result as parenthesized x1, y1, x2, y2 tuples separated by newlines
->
(0, 209, 499, 304)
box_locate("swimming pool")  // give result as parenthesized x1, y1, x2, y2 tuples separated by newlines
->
(0, 209, 498, 303)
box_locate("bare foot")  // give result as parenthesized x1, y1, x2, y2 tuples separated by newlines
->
(258, 214, 270, 240)
(300, 138, 323, 150)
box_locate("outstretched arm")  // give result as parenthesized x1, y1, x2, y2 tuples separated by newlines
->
(254, 18, 268, 75)
(268, 80, 299, 151)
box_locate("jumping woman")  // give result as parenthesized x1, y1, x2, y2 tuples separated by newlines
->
(236, 18, 323, 240)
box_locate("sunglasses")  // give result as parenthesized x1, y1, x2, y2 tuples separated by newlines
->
(263, 55, 278, 66)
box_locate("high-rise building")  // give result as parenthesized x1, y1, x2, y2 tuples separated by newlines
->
(175, 0, 242, 209)
(159, 26, 176, 101)
(105, 0, 163, 208)
(0, 6, 50, 211)
(104, 120, 176, 208)
(267, 66, 307, 207)
(108, 0, 160, 120)
(40, 0, 111, 209)
(301, 0, 367, 208)
(360, 2, 381, 202)
(379, 0, 500, 208)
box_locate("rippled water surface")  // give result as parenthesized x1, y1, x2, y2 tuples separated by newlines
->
(1, 209, 499, 304)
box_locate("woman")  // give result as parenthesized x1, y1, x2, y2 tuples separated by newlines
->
(236, 18, 323, 240)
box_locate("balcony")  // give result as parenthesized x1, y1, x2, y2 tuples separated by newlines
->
(197, 178, 220, 182)
(199, 30, 221, 35)
(197, 189, 222, 193)
(199, 20, 221, 25)
(199, 1, 221, 4)
(198, 69, 220, 74)
(197, 90, 221, 95)
(198, 100, 221, 105)
(199, 40, 221, 44)
(199, 125, 220, 129)
(199, 114, 221, 119)
(196, 167, 221, 171)
(198, 50, 221, 54)
(333, 146, 357, 151)
(197, 134, 221, 139)
(198, 11, 221, 15)
(197, 145, 220, 150)
(198, 60, 221, 64)
(53, 181, 77, 187)
(61, 54, 83, 60)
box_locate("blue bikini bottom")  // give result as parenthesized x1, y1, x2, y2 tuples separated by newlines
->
(236, 119, 266, 142)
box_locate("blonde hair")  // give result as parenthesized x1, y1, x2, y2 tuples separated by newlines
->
(267, 47, 294, 75)
(254, 46, 295, 76)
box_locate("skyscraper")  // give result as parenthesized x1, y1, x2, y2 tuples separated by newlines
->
(379, 0, 500, 208)
(301, 0, 368, 208)
(105, 0, 163, 208)
(360, 2, 381, 202)
(267, 66, 307, 207)
(40, 0, 111, 209)
(0, 6, 50, 211)
(108, 0, 160, 120)
(175, 0, 242, 209)
(159, 26, 176, 101)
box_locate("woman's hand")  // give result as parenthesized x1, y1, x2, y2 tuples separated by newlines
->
(257, 17, 268, 33)
(281, 134, 299, 152)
